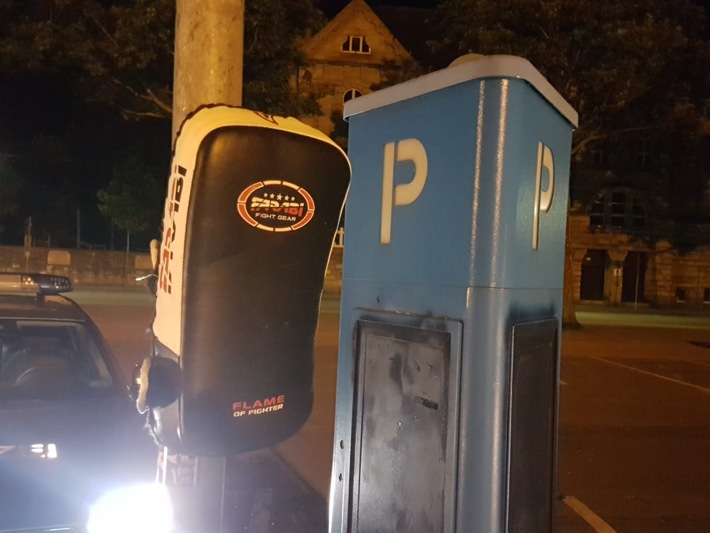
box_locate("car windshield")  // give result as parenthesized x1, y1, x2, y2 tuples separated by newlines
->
(0, 319, 114, 400)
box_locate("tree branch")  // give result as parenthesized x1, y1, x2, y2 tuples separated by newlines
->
(86, 14, 120, 49)
(145, 88, 173, 114)
(108, 76, 172, 117)
(120, 108, 170, 120)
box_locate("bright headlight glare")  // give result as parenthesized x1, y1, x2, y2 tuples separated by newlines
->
(87, 482, 174, 533)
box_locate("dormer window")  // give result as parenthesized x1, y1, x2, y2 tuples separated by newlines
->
(342, 35, 370, 54)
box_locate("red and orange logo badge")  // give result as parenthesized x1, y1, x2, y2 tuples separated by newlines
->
(237, 180, 315, 232)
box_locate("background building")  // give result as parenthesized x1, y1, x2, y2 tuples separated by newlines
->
(296, 0, 710, 312)
(293, 0, 413, 141)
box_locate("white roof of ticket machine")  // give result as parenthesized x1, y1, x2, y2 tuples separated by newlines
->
(344, 54, 579, 128)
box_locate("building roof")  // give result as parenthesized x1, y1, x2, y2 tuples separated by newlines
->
(302, 0, 413, 65)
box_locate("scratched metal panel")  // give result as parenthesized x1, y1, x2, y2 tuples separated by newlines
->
(507, 319, 558, 532)
(351, 322, 453, 533)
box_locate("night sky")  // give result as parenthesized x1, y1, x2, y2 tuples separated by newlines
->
(317, 0, 710, 13)
(317, 0, 440, 16)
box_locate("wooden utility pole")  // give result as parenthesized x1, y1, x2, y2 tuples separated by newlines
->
(167, 1, 244, 531)
(173, 0, 245, 138)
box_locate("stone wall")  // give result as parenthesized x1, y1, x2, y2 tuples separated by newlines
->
(0, 244, 345, 294)
(0, 246, 155, 287)
(324, 246, 344, 295)
(567, 214, 710, 311)
(669, 249, 710, 309)
(3, 224, 708, 312)
(296, 63, 386, 136)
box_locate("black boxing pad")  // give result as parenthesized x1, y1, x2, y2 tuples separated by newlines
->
(148, 106, 350, 455)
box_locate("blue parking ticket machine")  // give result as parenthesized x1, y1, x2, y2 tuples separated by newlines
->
(330, 55, 578, 532)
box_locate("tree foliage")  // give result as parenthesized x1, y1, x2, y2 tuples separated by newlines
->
(97, 155, 163, 247)
(430, 0, 709, 156)
(0, 0, 325, 119)
(0, 162, 21, 239)
(243, 0, 325, 115)
(430, 0, 710, 326)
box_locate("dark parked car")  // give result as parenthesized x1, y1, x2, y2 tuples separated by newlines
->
(0, 273, 157, 532)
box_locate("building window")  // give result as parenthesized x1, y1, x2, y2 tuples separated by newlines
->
(342, 35, 370, 54)
(675, 287, 687, 302)
(590, 145, 609, 169)
(343, 89, 362, 104)
(701, 99, 710, 118)
(636, 138, 651, 169)
(587, 187, 649, 231)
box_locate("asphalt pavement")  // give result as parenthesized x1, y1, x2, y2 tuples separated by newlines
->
(76, 288, 710, 532)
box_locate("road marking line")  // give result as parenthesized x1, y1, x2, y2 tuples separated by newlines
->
(590, 357, 710, 395)
(562, 495, 617, 533)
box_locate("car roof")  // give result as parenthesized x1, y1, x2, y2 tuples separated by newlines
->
(0, 273, 88, 322)
(0, 294, 88, 322)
